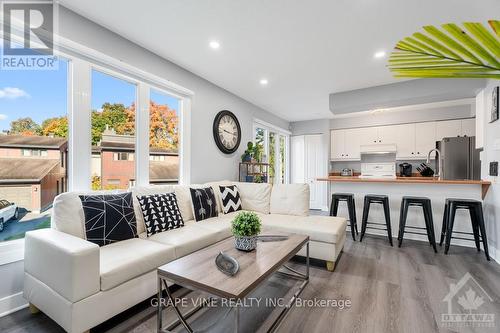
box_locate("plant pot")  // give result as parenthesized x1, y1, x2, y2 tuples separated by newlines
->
(245, 175, 254, 182)
(234, 235, 257, 251)
(242, 154, 251, 162)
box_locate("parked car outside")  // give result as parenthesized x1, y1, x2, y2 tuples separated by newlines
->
(0, 199, 19, 232)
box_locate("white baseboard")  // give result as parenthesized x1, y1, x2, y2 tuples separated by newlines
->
(0, 292, 27, 318)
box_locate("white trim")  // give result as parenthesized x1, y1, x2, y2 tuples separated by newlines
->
(0, 239, 24, 265)
(0, 292, 27, 318)
(136, 84, 150, 186)
(253, 118, 291, 135)
(58, 37, 194, 98)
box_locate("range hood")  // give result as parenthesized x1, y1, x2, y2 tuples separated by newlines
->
(360, 144, 397, 154)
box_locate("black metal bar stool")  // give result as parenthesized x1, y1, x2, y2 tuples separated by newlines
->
(359, 194, 393, 246)
(397, 196, 437, 253)
(330, 193, 358, 240)
(440, 198, 490, 261)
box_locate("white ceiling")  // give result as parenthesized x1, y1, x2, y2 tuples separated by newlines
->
(60, 0, 499, 122)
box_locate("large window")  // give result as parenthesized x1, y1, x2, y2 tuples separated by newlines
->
(253, 121, 290, 184)
(91, 70, 137, 190)
(0, 56, 69, 242)
(149, 89, 180, 184)
(0, 37, 191, 249)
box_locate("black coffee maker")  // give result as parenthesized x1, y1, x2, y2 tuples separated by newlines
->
(399, 163, 412, 177)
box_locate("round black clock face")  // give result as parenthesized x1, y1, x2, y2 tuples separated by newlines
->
(213, 110, 241, 154)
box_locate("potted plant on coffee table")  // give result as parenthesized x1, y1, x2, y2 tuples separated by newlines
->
(231, 212, 262, 251)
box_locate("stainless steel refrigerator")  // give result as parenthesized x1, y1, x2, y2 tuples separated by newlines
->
(436, 136, 481, 180)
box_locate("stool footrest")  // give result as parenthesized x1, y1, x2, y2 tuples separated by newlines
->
(403, 231, 430, 237)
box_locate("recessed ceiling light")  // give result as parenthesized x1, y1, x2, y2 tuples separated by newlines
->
(259, 78, 268, 86)
(374, 51, 386, 59)
(209, 40, 220, 49)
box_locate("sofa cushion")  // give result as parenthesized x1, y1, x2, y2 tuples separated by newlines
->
(173, 185, 201, 221)
(147, 221, 220, 258)
(233, 182, 272, 214)
(137, 193, 184, 236)
(192, 211, 243, 240)
(131, 185, 174, 235)
(79, 193, 138, 246)
(270, 184, 309, 216)
(259, 214, 346, 243)
(219, 185, 242, 214)
(99, 238, 175, 291)
(190, 187, 218, 221)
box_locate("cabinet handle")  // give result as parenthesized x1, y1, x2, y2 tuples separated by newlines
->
(411, 152, 414, 155)
(379, 140, 381, 143)
(373, 140, 376, 143)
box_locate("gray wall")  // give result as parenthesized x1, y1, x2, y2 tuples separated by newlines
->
(480, 79, 500, 261)
(59, 7, 289, 184)
(0, 6, 289, 317)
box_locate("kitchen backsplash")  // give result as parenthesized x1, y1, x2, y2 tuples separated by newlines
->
(331, 160, 437, 174)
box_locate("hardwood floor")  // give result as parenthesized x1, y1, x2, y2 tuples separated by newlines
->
(2, 235, 499, 333)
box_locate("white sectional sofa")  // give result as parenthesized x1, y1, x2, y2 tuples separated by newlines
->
(23, 181, 346, 333)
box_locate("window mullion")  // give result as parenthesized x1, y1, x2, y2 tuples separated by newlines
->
(136, 83, 150, 186)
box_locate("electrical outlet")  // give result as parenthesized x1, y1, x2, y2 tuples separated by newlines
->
(490, 161, 499, 176)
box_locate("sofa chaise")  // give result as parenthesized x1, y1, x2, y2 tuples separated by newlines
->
(23, 181, 346, 333)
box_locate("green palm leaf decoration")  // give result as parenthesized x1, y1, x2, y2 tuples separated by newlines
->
(388, 20, 500, 79)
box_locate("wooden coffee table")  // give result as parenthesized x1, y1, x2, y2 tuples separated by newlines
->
(157, 232, 309, 333)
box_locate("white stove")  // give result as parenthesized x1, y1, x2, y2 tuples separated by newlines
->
(359, 162, 396, 179)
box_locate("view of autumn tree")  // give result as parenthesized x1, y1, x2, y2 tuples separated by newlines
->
(6, 101, 179, 151)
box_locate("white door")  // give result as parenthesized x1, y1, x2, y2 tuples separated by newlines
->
(461, 118, 476, 137)
(291, 136, 305, 183)
(415, 122, 437, 159)
(305, 135, 326, 210)
(395, 123, 416, 159)
(330, 130, 345, 159)
(436, 119, 461, 140)
(362, 127, 379, 144)
(377, 125, 398, 144)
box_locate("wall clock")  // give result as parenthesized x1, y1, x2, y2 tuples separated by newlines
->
(213, 110, 241, 154)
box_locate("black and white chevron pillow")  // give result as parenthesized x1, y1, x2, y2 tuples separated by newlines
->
(137, 193, 184, 237)
(219, 185, 242, 214)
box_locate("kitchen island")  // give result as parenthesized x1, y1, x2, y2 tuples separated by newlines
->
(317, 176, 492, 248)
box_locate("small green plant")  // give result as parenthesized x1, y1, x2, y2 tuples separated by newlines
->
(231, 211, 262, 237)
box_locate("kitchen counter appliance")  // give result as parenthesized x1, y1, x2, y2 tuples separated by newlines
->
(359, 162, 396, 179)
(437, 136, 480, 180)
(399, 163, 412, 177)
(340, 168, 354, 176)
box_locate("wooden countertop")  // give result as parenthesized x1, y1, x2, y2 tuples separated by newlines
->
(317, 176, 492, 199)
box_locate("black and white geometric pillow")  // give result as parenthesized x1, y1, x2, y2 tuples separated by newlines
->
(219, 185, 242, 214)
(79, 193, 138, 247)
(137, 193, 184, 237)
(189, 187, 218, 222)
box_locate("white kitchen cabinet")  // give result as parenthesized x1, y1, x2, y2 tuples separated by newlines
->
(461, 118, 475, 137)
(377, 125, 398, 144)
(395, 124, 416, 159)
(330, 130, 345, 159)
(415, 122, 436, 158)
(345, 127, 370, 159)
(362, 127, 379, 144)
(436, 119, 461, 140)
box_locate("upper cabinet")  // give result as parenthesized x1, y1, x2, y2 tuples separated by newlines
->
(436, 119, 462, 141)
(331, 118, 475, 161)
(461, 118, 475, 137)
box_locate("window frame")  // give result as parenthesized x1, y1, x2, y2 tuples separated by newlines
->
(0, 32, 193, 261)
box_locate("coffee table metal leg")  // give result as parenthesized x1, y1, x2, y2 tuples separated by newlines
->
(235, 304, 240, 333)
(161, 279, 194, 333)
(157, 277, 163, 333)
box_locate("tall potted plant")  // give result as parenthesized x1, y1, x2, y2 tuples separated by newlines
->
(231, 212, 262, 251)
